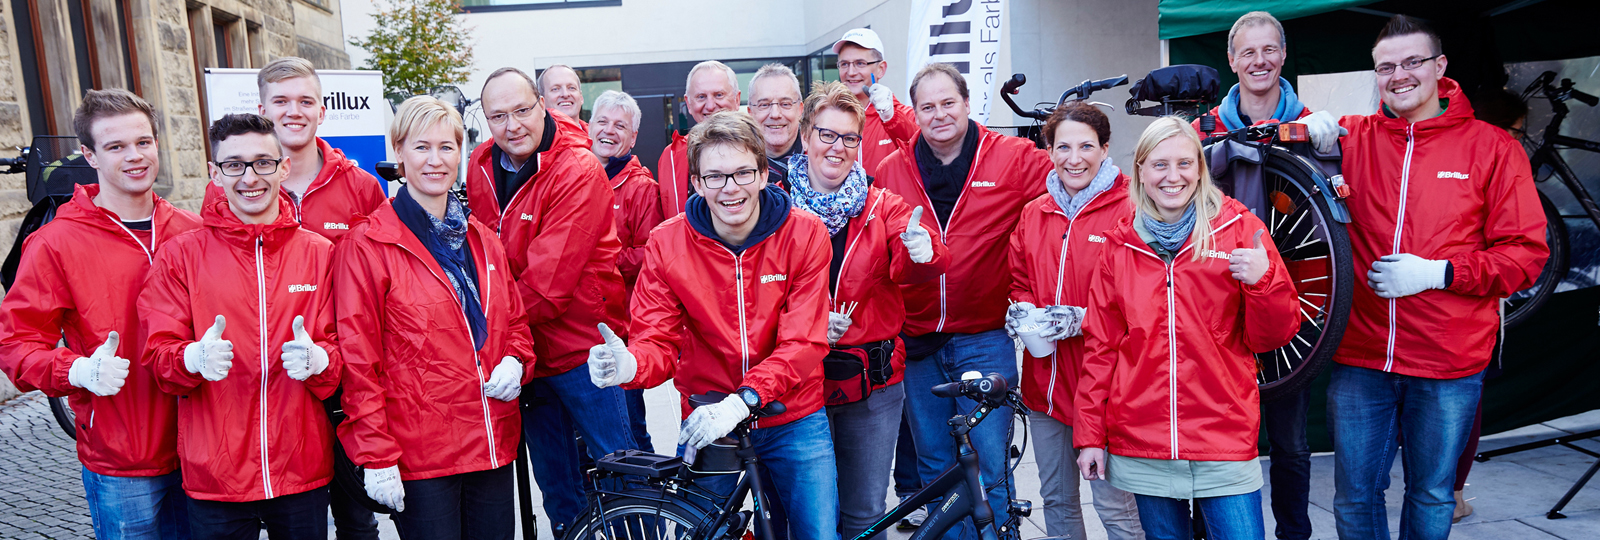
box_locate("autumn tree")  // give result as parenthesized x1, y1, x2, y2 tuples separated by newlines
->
(350, 0, 475, 98)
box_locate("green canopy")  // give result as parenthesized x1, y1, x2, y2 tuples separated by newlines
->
(1158, 0, 1379, 40)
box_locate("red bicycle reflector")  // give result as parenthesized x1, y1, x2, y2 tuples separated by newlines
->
(1278, 123, 1309, 143)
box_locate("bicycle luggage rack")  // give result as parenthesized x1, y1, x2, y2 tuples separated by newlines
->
(596, 450, 683, 479)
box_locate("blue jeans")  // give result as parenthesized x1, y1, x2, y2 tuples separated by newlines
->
(627, 388, 653, 451)
(1329, 363, 1484, 540)
(393, 464, 515, 540)
(1135, 491, 1264, 540)
(81, 468, 189, 540)
(1263, 386, 1311, 540)
(903, 329, 1018, 539)
(691, 410, 840, 540)
(522, 364, 638, 527)
(187, 486, 329, 540)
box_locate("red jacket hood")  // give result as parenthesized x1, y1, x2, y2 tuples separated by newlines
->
(56, 183, 188, 236)
(1371, 77, 1476, 136)
(311, 137, 359, 192)
(201, 182, 305, 248)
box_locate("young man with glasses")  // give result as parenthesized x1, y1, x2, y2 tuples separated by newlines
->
(0, 89, 202, 540)
(659, 60, 743, 218)
(1307, 15, 1548, 540)
(464, 67, 636, 533)
(747, 63, 805, 188)
(140, 113, 343, 539)
(587, 110, 838, 540)
(833, 28, 917, 174)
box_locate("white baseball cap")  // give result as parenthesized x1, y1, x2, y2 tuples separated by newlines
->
(833, 28, 884, 55)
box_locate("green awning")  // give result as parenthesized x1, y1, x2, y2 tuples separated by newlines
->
(1158, 0, 1381, 40)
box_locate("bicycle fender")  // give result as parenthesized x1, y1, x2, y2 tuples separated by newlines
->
(1269, 147, 1353, 223)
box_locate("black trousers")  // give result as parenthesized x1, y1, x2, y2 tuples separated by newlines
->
(188, 485, 330, 540)
(393, 464, 516, 540)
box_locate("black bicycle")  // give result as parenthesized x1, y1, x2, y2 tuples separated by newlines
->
(1503, 70, 1600, 327)
(1000, 65, 1354, 400)
(564, 372, 1033, 540)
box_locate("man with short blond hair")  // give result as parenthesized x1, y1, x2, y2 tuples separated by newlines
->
(658, 60, 741, 218)
(539, 64, 585, 124)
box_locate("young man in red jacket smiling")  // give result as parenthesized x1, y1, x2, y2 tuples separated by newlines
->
(587, 111, 838, 540)
(1312, 16, 1548, 540)
(0, 89, 201, 539)
(140, 114, 342, 539)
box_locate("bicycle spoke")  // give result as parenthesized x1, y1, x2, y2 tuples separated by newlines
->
(1298, 275, 1328, 283)
(1279, 348, 1292, 373)
(1299, 296, 1326, 316)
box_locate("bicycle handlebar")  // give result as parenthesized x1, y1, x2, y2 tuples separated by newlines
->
(1061, 75, 1129, 103)
(931, 373, 1011, 404)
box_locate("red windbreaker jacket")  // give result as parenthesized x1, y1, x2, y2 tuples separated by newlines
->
(465, 111, 628, 378)
(1074, 198, 1299, 461)
(612, 155, 664, 306)
(860, 97, 918, 175)
(875, 124, 1052, 335)
(1007, 176, 1131, 425)
(140, 189, 342, 502)
(0, 184, 200, 476)
(291, 137, 387, 241)
(656, 132, 690, 219)
(333, 201, 535, 480)
(1334, 78, 1547, 378)
(624, 208, 831, 427)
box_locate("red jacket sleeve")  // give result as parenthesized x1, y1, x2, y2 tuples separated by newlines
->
(1445, 138, 1549, 297)
(885, 195, 947, 285)
(738, 221, 831, 403)
(1236, 215, 1301, 353)
(300, 262, 343, 400)
(138, 247, 207, 395)
(883, 100, 919, 143)
(619, 175, 664, 286)
(1073, 249, 1123, 450)
(501, 245, 537, 384)
(351, 168, 388, 216)
(0, 239, 84, 397)
(624, 238, 687, 390)
(332, 235, 403, 470)
(1006, 212, 1039, 306)
(517, 161, 618, 326)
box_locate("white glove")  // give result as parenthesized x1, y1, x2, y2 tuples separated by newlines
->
(827, 312, 853, 345)
(68, 332, 130, 397)
(1292, 110, 1347, 155)
(483, 357, 523, 402)
(1038, 306, 1086, 341)
(679, 392, 750, 449)
(587, 323, 637, 388)
(901, 206, 933, 264)
(364, 465, 405, 512)
(184, 315, 233, 382)
(1004, 301, 1037, 339)
(869, 83, 895, 122)
(1228, 230, 1271, 286)
(1368, 253, 1448, 299)
(280, 316, 329, 382)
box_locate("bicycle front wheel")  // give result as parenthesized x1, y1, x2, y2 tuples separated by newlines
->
(564, 496, 712, 540)
(49, 396, 76, 440)
(1503, 191, 1568, 328)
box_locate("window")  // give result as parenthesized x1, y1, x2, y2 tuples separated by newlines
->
(9, 0, 141, 136)
(459, 0, 620, 15)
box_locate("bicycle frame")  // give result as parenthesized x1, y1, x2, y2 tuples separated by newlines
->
(852, 400, 1016, 540)
(1531, 134, 1600, 230)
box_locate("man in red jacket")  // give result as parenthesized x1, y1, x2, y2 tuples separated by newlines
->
(874, 63, 1051, 535)
(832, 28, 918, 174)
(659, 60, 742, 218)
(588, 111, 837, 539)
(0, 89, 201, 539)
(539, 64, 586, 125)
(141, 114, 343, 539)
(256, 56, 386, 242)
(465, 67, 636, 531)
(749, 63, 804, 189)
(1317, 16, 1548, 540)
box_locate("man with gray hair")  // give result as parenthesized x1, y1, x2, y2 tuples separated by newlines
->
(832, 28, 917, 174)
(658, 60, 741, 218)
(747, 63, 804, 188)
(539, 64, 585, 126)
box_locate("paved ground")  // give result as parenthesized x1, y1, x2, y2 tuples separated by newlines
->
(4, 385, 1600, 539)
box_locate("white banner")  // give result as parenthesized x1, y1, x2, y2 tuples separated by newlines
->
(204, 68, 389, 192)
(905, 0, 1007, 124)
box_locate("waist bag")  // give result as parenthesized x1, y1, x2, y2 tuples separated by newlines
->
(823, 338, 895, 406)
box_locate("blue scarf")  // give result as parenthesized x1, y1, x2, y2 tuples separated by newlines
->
(1218, 77, 1303, 131)
(1047, 158, 1118, 219)
(393, 187, 488, 351)
(1142, 204, 1198, 253)
(787, 153, 869, 236)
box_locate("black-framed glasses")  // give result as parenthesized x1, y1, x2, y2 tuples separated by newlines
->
(813, 127, 862, 148)
(696, 168, 760, 189)
(486, 106, 537, 126)
(1374, 54, 1441, 76)
(752, 99, 799, 112)
(837, 59, 882, 71)
(213, 158, 283, 177)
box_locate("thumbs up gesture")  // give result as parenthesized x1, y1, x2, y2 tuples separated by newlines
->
(587, 323, 637, 388)
(1229, 230, 1271, 285)
(185, 315, 234, 381)
(900, 206, 934, 264)
(281, 315, 329, 381)
(68, 331, 131, 397)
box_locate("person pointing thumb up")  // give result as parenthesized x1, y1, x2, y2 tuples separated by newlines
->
(901, 206, 934, 264)
(1229, 230, 1270, 285)
(185, 315, 234, 381)
(281, 315, 329, 381)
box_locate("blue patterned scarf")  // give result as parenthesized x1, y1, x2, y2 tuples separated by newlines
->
(1142, 203, 1198, 253)
(787, 153, 869, 236)
(1047, 157, 1119, 219)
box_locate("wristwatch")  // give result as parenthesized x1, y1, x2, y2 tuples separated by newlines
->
(737, 387, 761, 409)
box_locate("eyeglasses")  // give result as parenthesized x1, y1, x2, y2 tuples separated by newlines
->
(1374, 54, 1441, 76)
(752, 99, 799, 112)
(836, 60, 882, 71)
(486, 106, 537, 126)
(213, 158, 283, 177)
(696, 168, 760, 189)
(813, 127, 862, 148)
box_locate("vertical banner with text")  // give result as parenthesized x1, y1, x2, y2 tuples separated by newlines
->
(204, 68, 390, 194)
(906, 0, 1007, 124)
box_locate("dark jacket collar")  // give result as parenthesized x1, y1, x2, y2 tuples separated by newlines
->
(686, 184, 793, 254)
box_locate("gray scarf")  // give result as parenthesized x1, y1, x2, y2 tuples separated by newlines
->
(1143, 204, 1198, 253)
(1046, 158, 1118, 219)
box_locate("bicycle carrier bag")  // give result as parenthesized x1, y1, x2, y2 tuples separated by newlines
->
(822, 338, 896, 406)
(1130, 65, 1220, 104)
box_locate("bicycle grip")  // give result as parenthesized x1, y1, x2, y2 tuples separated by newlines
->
(1091, 75, 1130, 92)
(1002, 74, 1026, 95)
(931, 382, 964, 398)
(1571, 88, 1599, 107)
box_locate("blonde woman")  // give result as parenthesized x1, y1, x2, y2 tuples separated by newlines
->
(1073, 116, 1299, 540)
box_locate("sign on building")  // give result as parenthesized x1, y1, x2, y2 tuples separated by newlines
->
(906, 0, 1007, 124)
(203, 68, 389, 193)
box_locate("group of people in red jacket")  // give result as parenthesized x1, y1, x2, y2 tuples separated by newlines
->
(0, 9, 1552, 540)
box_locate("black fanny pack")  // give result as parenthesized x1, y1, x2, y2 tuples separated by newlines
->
(823, 338, 896, 406)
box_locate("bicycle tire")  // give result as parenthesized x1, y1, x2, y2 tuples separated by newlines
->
(1254, 150, 1354, 402)
(1503, 191, 1568, 328)
(49, 396, 76, 440)
(563, 496, 713, 540)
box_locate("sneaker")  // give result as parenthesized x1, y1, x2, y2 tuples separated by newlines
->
(898, 499, 926, 530)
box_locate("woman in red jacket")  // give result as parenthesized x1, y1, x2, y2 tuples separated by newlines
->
(1005, 103, 1143, 540)
(334, 96, 534, 540)
(1073, 117, 1299, 540)
(786, 81, 947, 535)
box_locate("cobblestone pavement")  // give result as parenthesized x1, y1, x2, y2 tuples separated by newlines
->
(0, 392, 93, 539)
